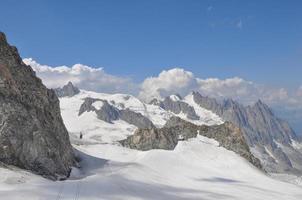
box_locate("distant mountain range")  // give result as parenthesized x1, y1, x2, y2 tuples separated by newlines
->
(189, 92, 302, 174)
(56, 81, 302, 175)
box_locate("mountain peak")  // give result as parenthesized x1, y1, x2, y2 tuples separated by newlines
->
(169, 94, 182, 101)
(0, 32, 7, 43)
(149, 98, 161, 105)
(54, 81, 80, 97)
(223, 98, 239, 108)
(255, 99, 264, 105)
(191, 91, 202, 96)
(67, 81, 74, 86)
(253, 99, 271, 111)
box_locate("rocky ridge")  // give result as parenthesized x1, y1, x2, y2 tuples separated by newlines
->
(191, 91, 302, 174)
(79, 97, 155, 129)
(120, 116, 262, 169)
(0, 32, 76, 180)
(157, 95, 200, 120)
(54, 81, 80, 97)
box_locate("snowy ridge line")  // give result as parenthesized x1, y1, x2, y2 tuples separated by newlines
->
(0, 88, 299, 199)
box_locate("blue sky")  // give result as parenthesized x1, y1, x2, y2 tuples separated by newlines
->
(1, 0, 301, 86)
(1, 0, 302, 133)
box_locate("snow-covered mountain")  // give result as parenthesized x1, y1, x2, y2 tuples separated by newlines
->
(59, 90, 224, 143)
(58, 87, 302, 175)
(190, 91, 302, 175)
(1, 83, 302, 199)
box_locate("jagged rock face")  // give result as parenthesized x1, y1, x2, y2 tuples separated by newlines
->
(54, 81, 80, 97)
(0, 32, 75, 180)
(121, 128, 178, 150)
(192, 91, 296, 146)
(79, 97, 119, 123)
(79, 97, 155, 128)
(120, 116, 262, 169)
(96, 101, 120, 123)
(119, 109, 155, 129)
(159, 96, 200, 120)
(192, 91, 302, 174)
(149, 98, 161, 106)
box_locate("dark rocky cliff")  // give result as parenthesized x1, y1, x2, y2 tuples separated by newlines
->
(0, 32, 76, 180)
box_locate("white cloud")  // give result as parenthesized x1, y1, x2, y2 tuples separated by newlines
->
(138, 68, 198, 102)
(138, 68, 260, 103)
(139, 68, 302, 110)
(23, 58, 138, 94)
(197, 77, 253, 97)
(23, 59, 302, 129)
(23, 60, 302, 131)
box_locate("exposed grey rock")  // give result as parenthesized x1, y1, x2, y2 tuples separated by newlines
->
(120, 109, 155, 129)
(0, 32, 76, 180)
(121, 128, 178, 151)
(192, 91, 297, 145)
(159, 96, 200, 120)
(79, 97, 155, 128)
(78, 97, 98, 116)
(96, 101, 120, 123)
(120, 116, 262, 169)
(54, 81, 80, 97)
(78, 97, 119, 123)
(192, 91, 302, 174)
(149, 98, 161, 106)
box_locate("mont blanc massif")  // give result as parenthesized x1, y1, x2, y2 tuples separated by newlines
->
(1, 32, 302, 200)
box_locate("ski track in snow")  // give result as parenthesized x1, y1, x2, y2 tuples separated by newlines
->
(1, 90, 302, 200)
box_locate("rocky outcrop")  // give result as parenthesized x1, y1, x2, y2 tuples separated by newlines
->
(192, 91, 302, 174)
(79, 97, 119, 123)
(120, 109, 155, 129)
(192, 91, 297, 145)
(79, 97, 155, 128)
(120, 116, 262, 169)
(96, 101, 120, 123)
(78, 97, 99, 116)
(159, 95, 200, 120)
(0, 32, 76, 180)
(149, 98, 161, 106)
(54, 81, 80, 97)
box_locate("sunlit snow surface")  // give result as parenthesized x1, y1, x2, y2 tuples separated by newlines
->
(1, 90, 302, 200)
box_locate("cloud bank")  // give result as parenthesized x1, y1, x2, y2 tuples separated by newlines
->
(139, 68, 302, 108)
(138, 68, 199, 102)
(24, 58, 301, 108)
(23, 58, 138, 94)
(23, 58, 302, 132)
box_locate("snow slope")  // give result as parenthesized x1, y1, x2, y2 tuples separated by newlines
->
(183, 93, 224, 126)
(1, 136, 302, 200)
(1, 90, 302, 200)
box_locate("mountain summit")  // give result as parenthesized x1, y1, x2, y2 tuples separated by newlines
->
(191, 91, 302, 174)
(54, 81, 80, 97)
